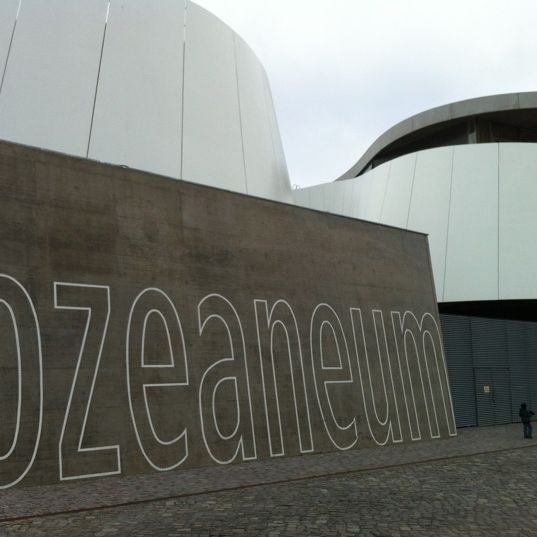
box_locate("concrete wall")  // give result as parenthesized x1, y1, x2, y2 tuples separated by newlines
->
(0, 1, 292, 203)
(0, 140, 455, 489)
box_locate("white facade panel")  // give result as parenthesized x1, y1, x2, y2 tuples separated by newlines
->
(292, 187, 311, 209)
(293, 179, 361, 219)
(324, 180, 346, 215)
(348, 180, 361, 220)
(235, 37, 275, 199)
(88, 0, 186, 179)
(0, 1, 19, 84)
(236, 44, 292, 202)
(354, 172, 374, 220)
(333, 180, 347, 216)
(443, 144, 499, 302)
(322, 179, 336, 212)
(0, 0, 108, 156)
(308, 185, 325, 212)
(381, 154, 416, 228)
(0, 1, 291, 202)
(340, 180, 356, 218)
(408, 147, 453, 301)
(357, 164, 389, 222)
(262, 70, 292, 202)
(182, 1, 245, 192)
(498, 144, 537, 299)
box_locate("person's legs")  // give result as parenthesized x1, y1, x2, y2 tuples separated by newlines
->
(523, 422, 532, 438)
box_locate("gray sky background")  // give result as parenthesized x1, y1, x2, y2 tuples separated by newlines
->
(194, 0, 537, 187)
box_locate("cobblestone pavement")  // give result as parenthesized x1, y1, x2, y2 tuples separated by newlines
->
(1, 424, 537, 536)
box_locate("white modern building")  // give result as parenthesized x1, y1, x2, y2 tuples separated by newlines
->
(1, 0, 536, 429)
(294, 93, 537, 428)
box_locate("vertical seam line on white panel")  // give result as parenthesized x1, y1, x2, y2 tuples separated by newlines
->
(349, 180, 356, 216)
(442, 147, 456, 302)
(350, 179, 358, 217)
(0, 0, 22, 99)
(340, 181, 347, 215)
(233, 34, 248, 194)
(180, 1, 187, 180)
(379, 161, 392, 222)
(86, 0, 111, 158)
(262, 68, 279, 192)
(262, 69, 290, 191)
(269, 88, 289, 172)
(405, 154, 418, 229)
(497, 143, 500, 300)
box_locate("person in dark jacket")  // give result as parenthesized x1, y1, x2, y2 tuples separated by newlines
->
(519, 403, 535, 439)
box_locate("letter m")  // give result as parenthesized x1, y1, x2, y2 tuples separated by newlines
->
(391, 311, 457, 440)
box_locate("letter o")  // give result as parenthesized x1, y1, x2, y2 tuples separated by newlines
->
(0, 274, 43, 489)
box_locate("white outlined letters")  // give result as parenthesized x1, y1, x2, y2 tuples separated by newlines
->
(254, 299, 313, 457)
(54, 283, 121, 481)
(0, 275, 43, 489)
(198, 294, 257, 464)
(126, 288, 189, 471)
(350, 308, 402, 446)
(310, 304, 358, 451)
(0, 269, 457, 488)
(391, 311, 457, 440)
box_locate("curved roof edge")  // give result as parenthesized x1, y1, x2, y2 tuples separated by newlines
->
(337, 91, 537, 180)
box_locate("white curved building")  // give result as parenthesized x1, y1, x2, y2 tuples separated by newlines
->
(294, 93, 537, 427)
(0, 0, 291, 203)
(294, 93, 537, 304)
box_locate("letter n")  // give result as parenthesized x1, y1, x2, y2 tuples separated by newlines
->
(254, 299, 313, 456)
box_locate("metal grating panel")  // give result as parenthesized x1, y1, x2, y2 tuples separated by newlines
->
(526, 322, 537, 412)
(470, 318, 511, 425)
(474, 368, 494, 426)
(491, 368, 512, 424)
(506, 321, 530, 421)
(441, 314, 476, 427)
(441, 314, 537, 428)
(470, 317, 508, 368)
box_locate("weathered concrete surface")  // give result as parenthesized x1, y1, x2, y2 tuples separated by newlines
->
(0, 140, 455, 489)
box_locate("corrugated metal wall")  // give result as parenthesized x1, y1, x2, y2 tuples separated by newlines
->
(441, 314, 537, 428)
(441, 315, 476, 427)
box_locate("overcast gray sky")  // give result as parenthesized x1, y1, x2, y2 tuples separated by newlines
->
(194, 0, 537, 187)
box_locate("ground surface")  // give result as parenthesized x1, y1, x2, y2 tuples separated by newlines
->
(1, 424, 536, 536)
